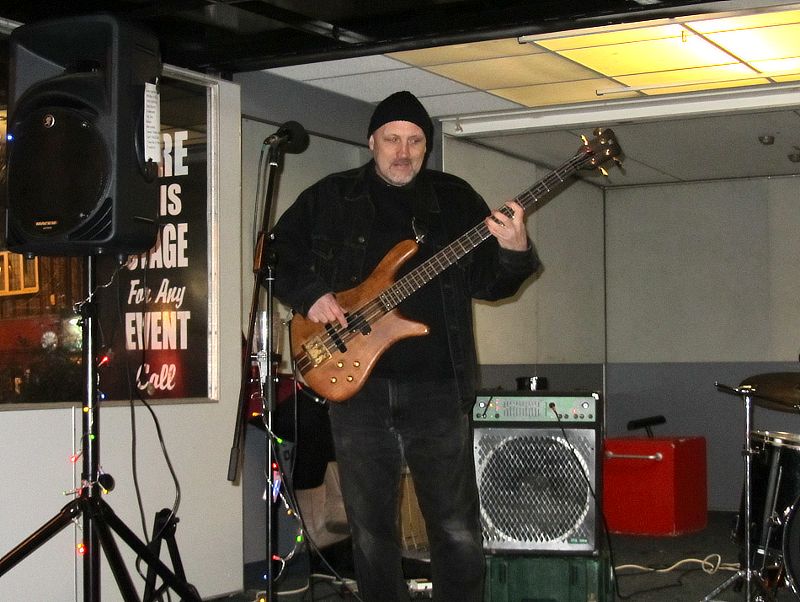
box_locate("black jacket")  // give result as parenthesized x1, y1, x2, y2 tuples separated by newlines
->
(271, 161, 539, 409)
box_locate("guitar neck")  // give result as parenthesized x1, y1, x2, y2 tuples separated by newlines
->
(380, 152, 590, 310)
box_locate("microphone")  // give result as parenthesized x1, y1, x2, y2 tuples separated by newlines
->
(264, 121, 309, 154)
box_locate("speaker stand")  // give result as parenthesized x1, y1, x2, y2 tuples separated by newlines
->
(0, 255, 200, 602)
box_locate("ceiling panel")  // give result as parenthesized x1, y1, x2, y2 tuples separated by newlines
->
(612, 65, 770, 91)
(298, 67, 475, 102)
(492, 78, 640, 107)
(266, 55, 410, 81)
(412, 91, 522, 117)
(389, 39, 540, 66)
(705, 25, 800, 60)
(425, 53, 598, 90)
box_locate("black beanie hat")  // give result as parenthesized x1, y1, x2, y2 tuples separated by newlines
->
(367, 91, 433, 142)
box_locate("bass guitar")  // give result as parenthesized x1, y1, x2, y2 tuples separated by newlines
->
(290, 127, 622, 402)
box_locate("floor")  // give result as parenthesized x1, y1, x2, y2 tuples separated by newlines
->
(206, 512, 800, 601)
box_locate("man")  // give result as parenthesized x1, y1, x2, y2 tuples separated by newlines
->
(271, 91, 539, 601)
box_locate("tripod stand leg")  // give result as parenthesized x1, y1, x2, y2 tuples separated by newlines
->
(90, 505, 142, 602)
(701, 569, 776, 602)
(0, 498, 81, 576)
(143, 509, 190, 601)
(94, 499, 200, 601)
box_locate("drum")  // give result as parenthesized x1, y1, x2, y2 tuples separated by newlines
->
(744, 431, 800, 572)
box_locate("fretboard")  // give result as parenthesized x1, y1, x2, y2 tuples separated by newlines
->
(379, 151, 593, 311)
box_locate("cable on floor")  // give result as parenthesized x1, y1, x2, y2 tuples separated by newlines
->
(615, 553, 739, 575)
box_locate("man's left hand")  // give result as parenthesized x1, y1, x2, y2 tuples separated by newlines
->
(485, 200, 528, 251)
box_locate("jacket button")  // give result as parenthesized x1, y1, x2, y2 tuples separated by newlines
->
(357, 236, 366, 244)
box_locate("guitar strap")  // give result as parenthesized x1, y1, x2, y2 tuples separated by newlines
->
(411, 172, 440, 246)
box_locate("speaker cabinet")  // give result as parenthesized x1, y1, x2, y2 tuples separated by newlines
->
(5, 14, 161, 256)
(473, 392, 602, 554)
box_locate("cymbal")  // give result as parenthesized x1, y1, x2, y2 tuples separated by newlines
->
(739, 372, 800, 412)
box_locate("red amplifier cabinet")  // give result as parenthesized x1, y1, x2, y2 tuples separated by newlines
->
(602, 436, 707, 535)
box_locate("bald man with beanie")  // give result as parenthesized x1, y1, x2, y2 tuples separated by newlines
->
(271, 91, 539, 601)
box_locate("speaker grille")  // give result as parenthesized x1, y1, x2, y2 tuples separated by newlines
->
(7, 106, 109, 239)
(474, 427, 597, 553)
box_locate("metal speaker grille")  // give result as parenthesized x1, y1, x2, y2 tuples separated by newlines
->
(474, 427, 597, 553)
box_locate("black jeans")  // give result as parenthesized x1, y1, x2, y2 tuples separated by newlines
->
(328, 377, 484, 602)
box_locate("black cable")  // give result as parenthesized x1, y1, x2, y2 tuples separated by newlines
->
(548, 400, 618, 600)
(106, 254, 182, 599)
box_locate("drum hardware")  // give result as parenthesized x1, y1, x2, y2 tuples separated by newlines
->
(702, 382, 777, 602)
(782, 497, 800, 597)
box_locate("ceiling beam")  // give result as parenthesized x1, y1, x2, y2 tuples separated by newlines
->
(231, 0, 372, 44)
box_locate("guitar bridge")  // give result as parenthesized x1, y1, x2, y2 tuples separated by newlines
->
(302, 336, 332, 367)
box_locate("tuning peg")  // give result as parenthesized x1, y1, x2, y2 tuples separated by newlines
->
(599, 166, 609, 177)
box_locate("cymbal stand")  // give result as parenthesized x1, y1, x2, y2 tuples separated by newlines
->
(702, 383, 774, 602)
(0, 256, 200, 602)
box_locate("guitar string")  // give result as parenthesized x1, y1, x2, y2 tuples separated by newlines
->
(295, 145, 610, 372)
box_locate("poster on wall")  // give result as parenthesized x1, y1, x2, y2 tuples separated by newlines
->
(0, 75, 215, 405)
(98, 77, 211, 401)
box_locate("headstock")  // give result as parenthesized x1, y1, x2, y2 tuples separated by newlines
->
(579, 128, 623, 176)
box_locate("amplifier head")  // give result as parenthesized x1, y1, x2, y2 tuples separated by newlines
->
(474, 391, 601, 424)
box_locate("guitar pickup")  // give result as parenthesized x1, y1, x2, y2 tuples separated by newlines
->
(348, 311, 371, 336)
(325, 323, 348, 353)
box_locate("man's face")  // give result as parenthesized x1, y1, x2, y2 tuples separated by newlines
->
(369, 120, 427, 187)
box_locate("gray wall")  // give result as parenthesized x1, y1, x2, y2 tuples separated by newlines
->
(476, 168, 800, 511)
(235, 71, 800, 520)
(604, 177, 800, 510)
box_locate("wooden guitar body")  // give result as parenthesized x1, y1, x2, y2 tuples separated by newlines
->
(290, 239, 430, 402)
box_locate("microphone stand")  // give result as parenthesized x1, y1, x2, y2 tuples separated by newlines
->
(227, 139, 286, 602)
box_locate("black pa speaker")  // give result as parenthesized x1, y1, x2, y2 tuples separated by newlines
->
(473, 392, 602, 554)
(5, 14, 161, 256)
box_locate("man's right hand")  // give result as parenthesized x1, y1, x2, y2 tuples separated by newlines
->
(306, 293, 348, 328)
